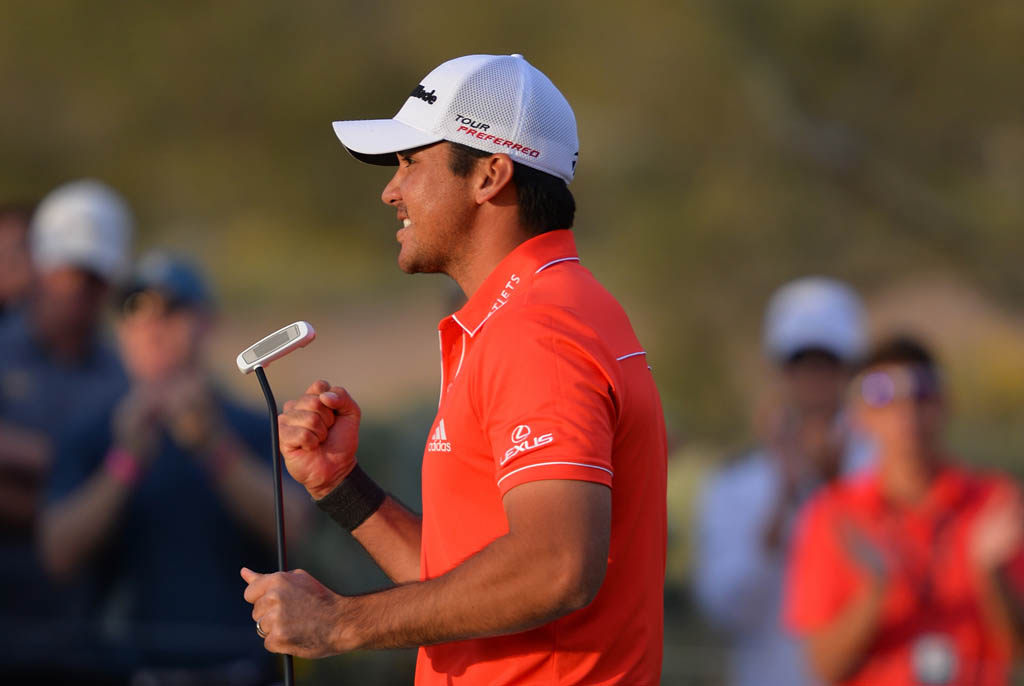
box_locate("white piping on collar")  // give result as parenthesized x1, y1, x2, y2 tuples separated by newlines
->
(616, 351, 647, 362)
(436, 330, 444, 408)
(450, 310, 498, 339)
(451, 256, 579, 338)
(535, 256, 580, 274)
(453, 332, 467, 378)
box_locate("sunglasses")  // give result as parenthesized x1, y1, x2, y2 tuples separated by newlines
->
(121, 290, 188, 318)
(854, 366, 941, 408)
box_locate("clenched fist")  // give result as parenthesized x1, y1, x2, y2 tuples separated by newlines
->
(279, 380, 361, 499)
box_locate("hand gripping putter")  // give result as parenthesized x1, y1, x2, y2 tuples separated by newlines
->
(236, 321, 316, 686)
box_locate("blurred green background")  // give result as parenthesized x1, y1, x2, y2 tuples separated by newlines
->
(3, 1, 1022, 682)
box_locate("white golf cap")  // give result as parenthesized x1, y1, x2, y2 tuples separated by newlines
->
(764, 276, 866, 363)
(30, 179, 133, 283)
(332, 54, 579, 184)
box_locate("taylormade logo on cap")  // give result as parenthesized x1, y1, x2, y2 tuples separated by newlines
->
(332, 54, 580, 184)
(410, 84, 438, 105)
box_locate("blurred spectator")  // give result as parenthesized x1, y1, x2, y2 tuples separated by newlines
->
(39, 251, 310, 683)
(0, 180, 131, 678)
(695, 277, 870, 686)
(785, 337, 1024, 685)
(0, 203, 34, 316)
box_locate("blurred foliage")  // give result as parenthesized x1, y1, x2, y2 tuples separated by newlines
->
(3, 0, 1021, 447)
(3, 0, 1023, 438)
(2, 1, 1023, 681)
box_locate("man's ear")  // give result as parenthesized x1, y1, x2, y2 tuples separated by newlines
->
(474, 154, 515, 204)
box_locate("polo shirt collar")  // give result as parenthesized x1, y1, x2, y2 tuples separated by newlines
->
(448, 229, 579, 338)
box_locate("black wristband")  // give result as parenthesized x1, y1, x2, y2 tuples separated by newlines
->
(314, 465, 386, 532)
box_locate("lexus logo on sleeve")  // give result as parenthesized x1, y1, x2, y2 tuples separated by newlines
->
(502, 424, 554, 465)
(511, 425, 531, 442)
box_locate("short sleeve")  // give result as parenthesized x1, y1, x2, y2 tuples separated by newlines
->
(784, 493, 859, 633)
(472, 307, 616, 496)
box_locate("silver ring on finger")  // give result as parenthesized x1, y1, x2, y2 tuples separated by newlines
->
(256, 616, 267, 639)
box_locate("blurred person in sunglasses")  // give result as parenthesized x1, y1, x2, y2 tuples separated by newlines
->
(695, 277, 871, 686)
(784, 336, 1024, 686)
(38, 251, 309, 684)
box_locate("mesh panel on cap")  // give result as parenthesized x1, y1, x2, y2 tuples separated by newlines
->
(518, 73, 577, 157)
(445, 57, 524, 139)
(423, 54, 579, 182)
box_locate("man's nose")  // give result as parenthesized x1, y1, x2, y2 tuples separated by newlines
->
(381, 170, 401, 206)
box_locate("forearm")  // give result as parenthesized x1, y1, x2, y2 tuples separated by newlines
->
(245, 480, 610, 659)
(209, 439, 311, 549)
(0, 423, 51, 475)
(807, 580, 885, 683)
(350, 495, 422, 584)
(978, 565, 1024, 649)
(38, 467, 132, 581)
(334, 526, 596, 651)
(0, 477, 39, 527)
(762, 488, 798, 554)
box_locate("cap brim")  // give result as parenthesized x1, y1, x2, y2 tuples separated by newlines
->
(332, 119, 443, 166)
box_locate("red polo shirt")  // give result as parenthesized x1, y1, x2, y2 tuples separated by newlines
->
(785, 464, 1024, 686)
(414, 230, 667, 686)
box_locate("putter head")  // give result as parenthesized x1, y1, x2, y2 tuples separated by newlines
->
(237, 321, 316, 374)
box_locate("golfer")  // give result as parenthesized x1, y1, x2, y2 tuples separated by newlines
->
(241, 53, 668, 686)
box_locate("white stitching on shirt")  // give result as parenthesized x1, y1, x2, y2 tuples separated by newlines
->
(496, 461, 613, 487)
(452, 256, 579, 337)
(436, 330, 444, 408)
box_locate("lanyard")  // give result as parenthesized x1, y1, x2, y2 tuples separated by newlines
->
(878, 485, 967, 611)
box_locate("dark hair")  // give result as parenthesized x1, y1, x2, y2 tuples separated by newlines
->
(783, 347, 843, 368)
(448, 142, 575, 235)
(856, 336, 937, 375)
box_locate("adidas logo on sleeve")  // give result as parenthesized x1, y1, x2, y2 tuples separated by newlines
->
(427, 418, 452, 452)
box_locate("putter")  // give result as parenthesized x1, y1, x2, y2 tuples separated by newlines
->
(237, 321, 316, 686)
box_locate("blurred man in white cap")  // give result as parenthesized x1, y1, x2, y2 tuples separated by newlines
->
(694, 276, 872, 686)
(0, 179, 131, 681)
